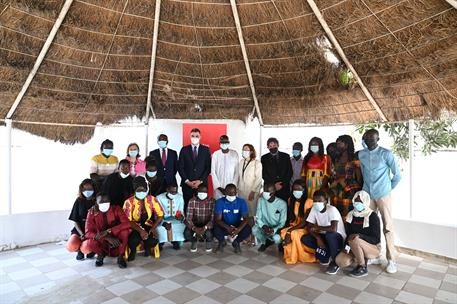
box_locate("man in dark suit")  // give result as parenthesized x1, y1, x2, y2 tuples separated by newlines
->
(149, 134, 178, 191)
(178, 128, 211, 213)
(261, 137, 293, 202)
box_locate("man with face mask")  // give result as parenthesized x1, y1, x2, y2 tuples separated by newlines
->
(149, 134, 179, 190)
(155, 184, 186, 250)
(301, 190, 346, 275)
(184, 184, 215, 252)
(213, 184, 251, 254)
(359, 129, 401, 274)
(80, 194, 130, 268)
(90, 139, 118, 191)
(261, 138, 293, 202)
(101, 159, 134, 208)
(211, 135, 240, 200)
(178, 128, 212, 212)
(290, 142, 304, 186)
(252, 183, 287, 252)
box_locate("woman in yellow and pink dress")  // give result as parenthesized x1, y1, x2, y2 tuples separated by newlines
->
(301, 137, 332, 199)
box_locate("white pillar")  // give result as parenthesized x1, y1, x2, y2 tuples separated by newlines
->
(6, 119, 12, 215)
(408, 119, 415, 219)
(259, 124, 263, 159)
(145, 122, 149, 154)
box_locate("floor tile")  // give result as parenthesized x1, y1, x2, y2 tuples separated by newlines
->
(188, 265, 220, 277)
(263, 277, 296, 292)
(225, 278, 259, 293)
(435, 289, 457, 304)
(395, 290, 433, 304)
(270, 293, 309, 304)
(246, 285, 282, 302)
(106, 280, 142, 297)
(206, 286, 242, 303)
(186, 278, 221, 294)
(313, 292, 352, 304)
(300, 276, 333, 291)
(223, 265, 254, 277)
(163, 287, 201, 304)
(146, 279, 182, 295)
(353, 291, 393, 304)
(227, 294, 266, 304)
(326, 283, 361, 300)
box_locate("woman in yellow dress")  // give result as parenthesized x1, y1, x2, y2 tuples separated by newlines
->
(301, 137, 332, 199)
(280, 179, 316, 264)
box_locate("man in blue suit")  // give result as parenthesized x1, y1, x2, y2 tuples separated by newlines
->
(149, 134, 178, 192)
(178, 128, 212, 213)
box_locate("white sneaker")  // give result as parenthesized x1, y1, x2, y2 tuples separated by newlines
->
(386, 260, 397, 274)
(367, 257, 383, 265)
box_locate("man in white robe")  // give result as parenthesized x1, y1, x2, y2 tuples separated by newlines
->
(211, 135, 239, 200)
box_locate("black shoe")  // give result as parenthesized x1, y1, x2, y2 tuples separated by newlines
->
(172, 242, 180, 250)
(127, 249, 136, 262)
(117, 256, 127, 269)
(258, 239, 274, 252)
(233, 241, 241, 254)
(278, 243, 284, 254)
(350, 265, 368, 278)
(76, 251, 84, 260)
(213, 241, 225, 253)
(95, 255, 104, 267)
(325, 261, 340, 275)
(86, 252, 96, 259)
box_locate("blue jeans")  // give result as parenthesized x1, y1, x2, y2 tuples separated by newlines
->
(301, 232, 343, 262)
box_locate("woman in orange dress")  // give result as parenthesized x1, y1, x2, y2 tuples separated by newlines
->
(301, 137, 332, 199)
(280, 179, 316, 264)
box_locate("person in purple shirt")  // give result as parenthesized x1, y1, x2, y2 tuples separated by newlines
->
(213, 184, 251, 254)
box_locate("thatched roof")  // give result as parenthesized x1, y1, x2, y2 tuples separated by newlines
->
(0, 0, 456, 143)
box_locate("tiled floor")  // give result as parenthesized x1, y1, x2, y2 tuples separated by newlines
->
(1, 242, 456, 304)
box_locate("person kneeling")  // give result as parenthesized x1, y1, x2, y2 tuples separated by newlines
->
(301, 190, 346, 275)
(124, 176, 164, 261)
(252, 183, 287, 252)
(213, 184, 251, 254)
(184, 185, 215, 252)
(335, 190, 381, 277)
(81, 195, 130, 268)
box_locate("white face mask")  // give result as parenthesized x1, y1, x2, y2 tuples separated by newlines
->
(120, 172, 130, 179)
(197, 192, 208, 200)
(98, 202, 110, 213)
(191, 137, 200, 145)
(310, 145, 319, 153)
(226, 195, 236, 202)
(293, 191, 303, 199)
(313, 202, 325, 212)
(220, 143, 230, 150)
(242, 150, 250, 159)
(262, 192, 271, 200)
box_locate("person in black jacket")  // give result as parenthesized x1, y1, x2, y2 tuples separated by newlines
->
(149, 134, 179, 189)
(335, 190, 381, 277)
(261, 137, 293, 202)
(178, 128, 211, 212)
(101, 159, 134, 208)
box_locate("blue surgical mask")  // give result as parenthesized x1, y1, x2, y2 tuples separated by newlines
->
(262, 192, 271, 200)
(128, 150, 138, 158)
(135, 191, 147, 200)
(146, 170, 157, 177)
(82, 190, 94, 198)
(362, 140, 368, 149)
(158, 141, 168, 149)
(120, 172, 130, 179)
(310, 145, 319, 153)
(354, 202, 365, 212)
(313, 202, 325, 212)
(220, 143, 230, 150)
(102, 149, 113, 156)
(292, 150, 301, 157)
(168, 193, 176, 200)
(293, 191, 303, 199)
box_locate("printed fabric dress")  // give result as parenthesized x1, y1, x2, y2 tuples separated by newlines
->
(280, 199, 316, 264)
(301, 154, 331, 199)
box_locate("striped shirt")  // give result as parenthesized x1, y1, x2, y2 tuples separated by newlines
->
(90, 154, 119, 176)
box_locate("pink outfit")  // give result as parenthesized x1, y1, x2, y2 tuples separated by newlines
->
(126, 156, 146, 177)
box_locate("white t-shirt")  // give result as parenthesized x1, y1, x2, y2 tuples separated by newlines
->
(306, 205, 346, 239)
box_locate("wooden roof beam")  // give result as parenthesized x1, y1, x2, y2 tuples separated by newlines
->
(5, 0, 74, 120)
(229, 0, 264, 125)
(445, 0, 457, 9)
(306, 0, 388, 122)
(145, 0, 161, 122)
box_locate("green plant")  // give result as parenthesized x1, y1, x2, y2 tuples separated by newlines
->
(355, 119, 457, 161)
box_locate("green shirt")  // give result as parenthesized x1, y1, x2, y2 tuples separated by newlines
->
(256, 196, 287, 233)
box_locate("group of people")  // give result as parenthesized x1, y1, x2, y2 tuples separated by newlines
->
(66, 127, 401, 278)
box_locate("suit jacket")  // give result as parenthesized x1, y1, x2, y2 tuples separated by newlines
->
(261, 151, 293, 200)
(178, 145, 211, 186)
(149, 148, 178, 187)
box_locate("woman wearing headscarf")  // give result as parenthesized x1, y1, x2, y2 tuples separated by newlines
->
(335, 190, 381, 277)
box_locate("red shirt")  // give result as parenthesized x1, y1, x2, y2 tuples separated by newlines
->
(85, 205, 130, 239)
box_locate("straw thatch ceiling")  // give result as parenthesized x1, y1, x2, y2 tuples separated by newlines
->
(0, 0, 456, 143)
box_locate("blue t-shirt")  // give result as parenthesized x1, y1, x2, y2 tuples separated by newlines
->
(214, 197, 249, 226)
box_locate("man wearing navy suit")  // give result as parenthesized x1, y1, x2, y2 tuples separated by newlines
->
(178, 128, 212, 213)
(149, 134, 178, 192)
